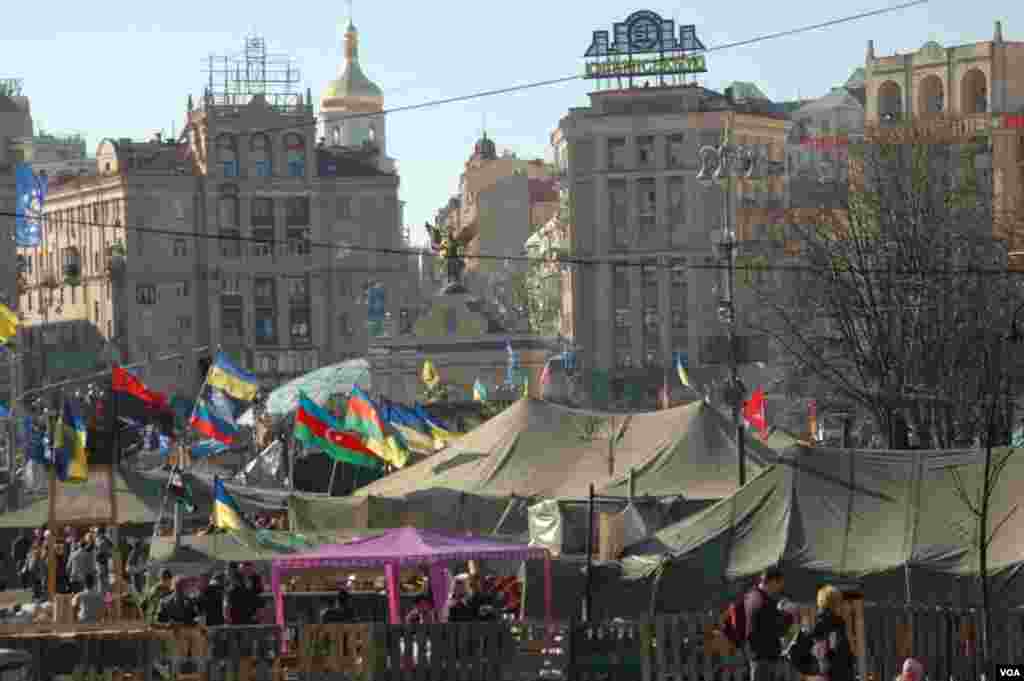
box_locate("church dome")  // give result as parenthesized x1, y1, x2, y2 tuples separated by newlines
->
(473, 133, 497, 161)
(322, 23, 383, 106)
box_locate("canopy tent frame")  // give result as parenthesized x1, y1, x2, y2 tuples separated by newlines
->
(270, 526, 553, 627)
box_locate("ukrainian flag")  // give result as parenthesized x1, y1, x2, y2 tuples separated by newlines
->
(206, 352, 259, 402)
(0, 304, 18, 345)
(61, 400, 88, 483)
(473, 378, 488, 403)
(213, 477, 246, 530)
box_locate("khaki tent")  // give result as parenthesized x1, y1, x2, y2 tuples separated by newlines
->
(355, 399, 776, 500)
(589, 446, 1024, 615)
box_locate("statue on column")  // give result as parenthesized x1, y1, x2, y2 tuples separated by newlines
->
(425, 221, 466, 292)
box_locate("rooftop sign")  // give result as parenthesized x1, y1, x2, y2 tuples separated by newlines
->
(583, 10, 707, 81)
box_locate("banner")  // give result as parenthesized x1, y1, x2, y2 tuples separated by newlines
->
(52, 464, 115, 524)
(15, 163, 47, 247)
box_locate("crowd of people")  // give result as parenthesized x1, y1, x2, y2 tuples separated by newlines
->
(140, 563, 268, 626)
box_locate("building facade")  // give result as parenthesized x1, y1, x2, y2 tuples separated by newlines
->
(556, 85, 788, 406)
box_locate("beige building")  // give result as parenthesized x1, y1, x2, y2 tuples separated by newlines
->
(15, 32, 412, 403)
(555, 85, 788, 407)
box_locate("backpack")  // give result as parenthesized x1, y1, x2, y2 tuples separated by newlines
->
(721, 594, 748, 646)
(785, 627, 819, 676)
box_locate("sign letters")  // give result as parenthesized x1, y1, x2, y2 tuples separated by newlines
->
(583, 10, 708, 81)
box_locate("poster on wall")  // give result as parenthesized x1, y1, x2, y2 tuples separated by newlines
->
(52, 464, 115, 525)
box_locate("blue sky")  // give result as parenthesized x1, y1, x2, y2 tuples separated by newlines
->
(2, 1, 1019, 245)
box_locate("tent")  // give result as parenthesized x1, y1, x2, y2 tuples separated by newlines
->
(586, 446, 1024, 616)
(270, 526, 552, 624)
(354, 399, 776, 500)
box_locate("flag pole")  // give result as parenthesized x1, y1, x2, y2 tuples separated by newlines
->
(327, 460, 339, 496)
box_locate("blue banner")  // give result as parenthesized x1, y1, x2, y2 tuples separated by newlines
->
(15, 163, 47, 247)
(367, 284, 386, 322)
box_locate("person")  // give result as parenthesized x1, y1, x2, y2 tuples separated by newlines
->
(25, 543, 45, 600)
(199, 573, 225, 626)
(321, 588, 355, 623)
(744, 567, 792, 681)
(467, 573, 499, 621)
(142, 569, 174, 623)
(156, 577, 200, 625)
(405, 596, 436, 624)
(897, 658, 924, 681)
(224, 565, 252, 625)
(72, 573, 106, 624)
(127, 539, 147, 594)
(246, 574, 266, 623)
(67, 536, 96, 594)
(94, 527, 114, 592)
(445, 575, 474, 622)
(11, 531, 30, 589)
(809, 586, 855, 681)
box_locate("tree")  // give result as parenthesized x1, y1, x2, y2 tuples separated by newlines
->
(750, 134, 1022, 666)
(750, 138, 1020, 449)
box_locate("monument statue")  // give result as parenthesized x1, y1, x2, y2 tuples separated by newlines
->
(425, 221, 466, 292)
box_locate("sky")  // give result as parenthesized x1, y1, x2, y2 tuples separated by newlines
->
(2, 0, 1021, 246)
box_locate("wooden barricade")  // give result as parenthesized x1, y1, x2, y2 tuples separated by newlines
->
(370, 621, 514, 681)
(569, 618, 646, 681)
(0, 625, 159, 681)
(507, 619, 570, 681)
(294, 623, 373, 679)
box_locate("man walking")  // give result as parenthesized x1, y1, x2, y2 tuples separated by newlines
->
(744, 568, 792, 681)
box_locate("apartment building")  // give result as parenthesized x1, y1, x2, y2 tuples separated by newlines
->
(555, 85, 789, 407)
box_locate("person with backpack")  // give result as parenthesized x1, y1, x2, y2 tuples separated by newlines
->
(736, 568, 792, 681)
(808, 585, 855, 681)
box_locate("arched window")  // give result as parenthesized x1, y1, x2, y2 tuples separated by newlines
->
(877, 81, 903, 121)
(218, 185, 239, 228)
(251, 133, 272, 177)
(331, 126, 342, 146)
(217, 135, 239, 177)
(961, 69, 988, 114)
(285, 133, 305, 177)
(918, 75, 944, 115)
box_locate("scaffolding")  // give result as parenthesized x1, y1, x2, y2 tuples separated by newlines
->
(203, 36, 302, 110)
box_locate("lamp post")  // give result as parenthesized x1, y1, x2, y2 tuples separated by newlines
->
(696, 132, 780, 487)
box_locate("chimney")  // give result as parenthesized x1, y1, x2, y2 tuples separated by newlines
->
(995, 21, 1003, 44)
(867, 39, 875, 62)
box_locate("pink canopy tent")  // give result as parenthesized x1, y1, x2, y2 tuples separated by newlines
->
(271, 526, 553, 625)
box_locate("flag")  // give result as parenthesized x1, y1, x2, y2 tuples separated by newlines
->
(111, 366, 172, 429)
(51, 413, 70, 481)
(15, 163, 47, 247)
(0, 304, 18, 345)
(743, 387, 768, 439)
(190, 401, 239, 445)
(0, 402, 8, 418)
(675, 354, 691, 389)
(169, 468, 197, 513)
(213, 477, 246, 530)
(206, 352, 259, 402)
(392, 423, 437, 454)
(295, 393, 385, 470)
(191, 439, 229, 459)
(539, 362, 551, 388)
(473, 378, 488, 402)
(345, 387, 409, 468)
(808, 399, 819, 442)
(60, 400, 88, 483)
(421, 360, 440, 389)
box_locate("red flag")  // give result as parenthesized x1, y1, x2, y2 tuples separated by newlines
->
(743, 387, 768, 438)
(112, 366, 169, 410)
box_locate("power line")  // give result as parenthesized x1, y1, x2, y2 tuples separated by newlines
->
(5, 209, 1022, 276)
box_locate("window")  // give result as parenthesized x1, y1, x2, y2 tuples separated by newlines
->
(290, 308, 311, 344)
(251, 134, 272, 177)
(217, 135, 239, 177)
(637, 136, 655, 167)
(221, 276, 241, 295)
(254, 278, 276, 306)
(285, 196, 310, 225)
(220, 229, 243, 259)
(255, 309, 276, 345)
(339, 276, 351, 298)
(642, 265, 658, 304)
(176, 316, 192, 331)
(672, 308, 687, 329)
(288, 228, 311, 256)
(252, 198, 274, 226)
(218, 186, 239, 227)
(336, 196, 352, 218)
(286, 276, 308, 304)
(644, 306, 659, 332)
(338, 312, 352, 337)
(173, 238, 188, 256)
(667, 134, 685, 167)
(668, 178, 685, 227)
(399, 308, 413, 334)
(175, 280, 190, 297)
(255, 353, 278, 374)
(609, 181, 628, 248)
(613, 266, 630, 308)
(670, 262, 687, 290)
(285, 134, 305, 177)
(607, 138, 627, 170)
(220, 306, 243, 341)
(136, 285, 156, 305)
(615, 349, 633, 368)
(174, 199, 185, 220)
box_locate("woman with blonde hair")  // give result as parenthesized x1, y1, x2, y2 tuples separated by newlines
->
(809, 585, 855, 681)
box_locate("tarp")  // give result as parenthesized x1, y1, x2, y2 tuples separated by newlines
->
(274, 526, 548, 570)
(598, 446, 1024, 612)
(354, 399, 776, 501)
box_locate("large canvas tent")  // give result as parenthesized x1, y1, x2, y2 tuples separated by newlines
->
(580, 446, 1024, 617)
(354, 399, 776, 500)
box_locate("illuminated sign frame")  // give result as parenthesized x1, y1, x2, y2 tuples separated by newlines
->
(582, 10, 707, 81)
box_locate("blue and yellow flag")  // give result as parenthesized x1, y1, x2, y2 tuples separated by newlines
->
(213, 477, 247, 530)
(206, 352, 259, 402)
(0, 304, 18, 345)
(473, 378, 488, 402)
(61, 400, 88, 483)
(676, 354, 692, 389)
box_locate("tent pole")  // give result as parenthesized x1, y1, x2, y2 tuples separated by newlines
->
(327, 460, 339, 496)
(584, 483, 594, 622)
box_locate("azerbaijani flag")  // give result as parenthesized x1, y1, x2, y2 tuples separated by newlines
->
(345, 387, 409, 468)
(213, 477, 246, 530)
(294, 393, 384, 470)
(206, 352, 259, 402)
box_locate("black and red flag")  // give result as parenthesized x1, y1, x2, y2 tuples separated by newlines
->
(89, 367, 174, 464)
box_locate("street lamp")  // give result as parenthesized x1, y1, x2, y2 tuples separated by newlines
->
(696, 137, 780, 487)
